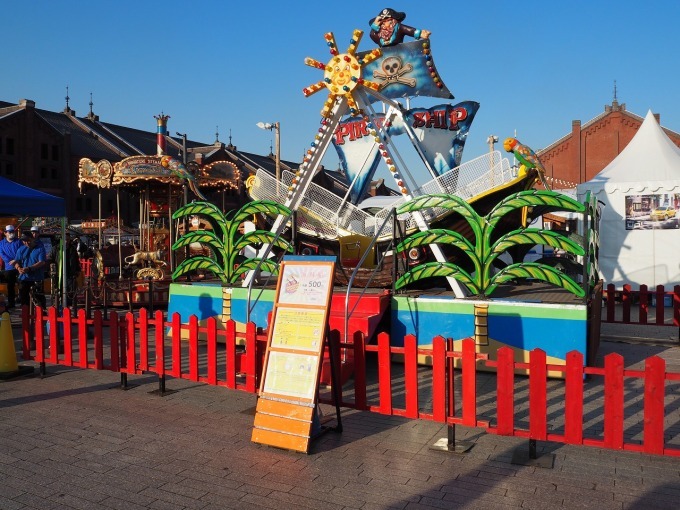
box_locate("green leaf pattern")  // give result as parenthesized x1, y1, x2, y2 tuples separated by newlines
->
(171, 200, 292, 283)
(394, 190, 591, 298)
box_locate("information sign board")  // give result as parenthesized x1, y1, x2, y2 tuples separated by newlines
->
(251, 256, 336, 453)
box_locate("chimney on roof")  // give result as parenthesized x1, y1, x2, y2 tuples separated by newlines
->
(18, 99, 35, 108)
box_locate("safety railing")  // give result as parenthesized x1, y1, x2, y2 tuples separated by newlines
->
(21, 307, 680, 457)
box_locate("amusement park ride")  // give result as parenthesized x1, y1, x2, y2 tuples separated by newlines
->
(82, 8, 602, 378)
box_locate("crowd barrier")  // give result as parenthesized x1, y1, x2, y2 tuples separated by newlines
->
(603, 284, 680, 328)
(19, 306, 680, 457)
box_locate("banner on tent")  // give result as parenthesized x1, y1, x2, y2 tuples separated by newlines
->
(624, 193, 680, 230)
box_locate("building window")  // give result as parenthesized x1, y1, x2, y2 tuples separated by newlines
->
(5, 163, 13, 176)
(41, 143, 48, 160)
(51, 168, 58, 180)
(6, 138, 14, 156)
(52, 145, 59, 161)
(41, 167, 48, 179)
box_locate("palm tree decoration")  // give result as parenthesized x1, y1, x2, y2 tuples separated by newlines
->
(171, 200, 294, 284)
(394, 190, 587, 298)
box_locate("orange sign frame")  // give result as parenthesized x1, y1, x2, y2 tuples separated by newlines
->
(251, 256, 336, 453)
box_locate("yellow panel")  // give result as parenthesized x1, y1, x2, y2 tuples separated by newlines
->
(339, 234, 375, 268)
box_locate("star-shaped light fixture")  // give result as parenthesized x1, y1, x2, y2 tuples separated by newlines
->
(303, 29, 382, 117)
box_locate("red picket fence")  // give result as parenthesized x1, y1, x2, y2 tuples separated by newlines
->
(603, 283, 680, 327)
(21, 306, 680, 457)
(22, 306, 268, 393)
(336, 332, 680, 457)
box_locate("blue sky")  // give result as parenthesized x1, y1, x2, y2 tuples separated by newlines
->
(4, 1, 679, 185)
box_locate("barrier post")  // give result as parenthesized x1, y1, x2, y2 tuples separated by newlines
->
(149, 310, 175, 396)
(512, 349, 555, 468)
(430, 337, 473, 454)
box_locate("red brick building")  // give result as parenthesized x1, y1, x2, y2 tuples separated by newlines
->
(537, 99, 680, 188)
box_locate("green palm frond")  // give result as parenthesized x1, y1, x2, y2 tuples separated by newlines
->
(487, 262, 584, 298)
(487, 190, 585, 231)
(232, 230, 293, 253)
(172, 201, 228, 233)
(396, 193, 472, 214)
(232, 201, 292, 224)
(396, 194, 483, 242)
(396, 229, 475, 255)
(171, 230, 224, 252)
(172, 256, 227, 284)
(492, 228, 585, 256)
(230, 259, 281, 283)
(395, 262, 478, 293)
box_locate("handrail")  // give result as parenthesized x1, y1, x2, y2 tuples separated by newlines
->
(343, 208, 399, 344)
(245, 211, 295, 324)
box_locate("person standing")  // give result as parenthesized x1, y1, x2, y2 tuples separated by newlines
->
(29, 226, 46, 251)
(0, 225, 22, 308)
(14, 232, 47, 309)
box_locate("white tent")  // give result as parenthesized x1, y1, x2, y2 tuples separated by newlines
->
(577, 110, 680, 289)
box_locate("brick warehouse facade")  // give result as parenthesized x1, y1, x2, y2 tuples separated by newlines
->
(537, 99, 680, 187)
(3, 96, 680, 224)
(0, 98, 354, 226)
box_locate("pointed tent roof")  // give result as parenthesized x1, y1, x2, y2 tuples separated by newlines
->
(579, 110, 680, 194)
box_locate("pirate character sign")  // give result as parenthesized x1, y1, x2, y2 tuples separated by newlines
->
(369, 8, 431, 47)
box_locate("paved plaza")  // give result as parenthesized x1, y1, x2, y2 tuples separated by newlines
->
(1, 315, 679, 509)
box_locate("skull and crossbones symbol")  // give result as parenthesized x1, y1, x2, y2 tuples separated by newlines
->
(373, 56, 416, 88)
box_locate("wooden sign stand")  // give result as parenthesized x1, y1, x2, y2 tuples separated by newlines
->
(251, 256, 342, 453)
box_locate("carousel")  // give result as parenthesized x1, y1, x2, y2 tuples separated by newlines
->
(77, 115, 241, 309)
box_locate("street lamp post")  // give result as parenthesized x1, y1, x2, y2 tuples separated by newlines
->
(176, 132, 188, 273)
(256, 121, 280, 195)
(486, 135, 498, 183)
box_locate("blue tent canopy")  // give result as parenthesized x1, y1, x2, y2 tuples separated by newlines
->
(0, 176, 65, 217)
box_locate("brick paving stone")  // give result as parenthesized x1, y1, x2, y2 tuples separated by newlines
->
(3, 328, 680, 510)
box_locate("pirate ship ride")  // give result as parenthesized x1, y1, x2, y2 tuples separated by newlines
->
(244, 11, 551, 292)
(168, 8, 601, 380)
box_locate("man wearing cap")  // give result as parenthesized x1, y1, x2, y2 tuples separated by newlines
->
(14, 232, 47, 309)
(0, 225, 22, 308)
(369, 8, 430, 47)
(30, 225, 47, 254)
